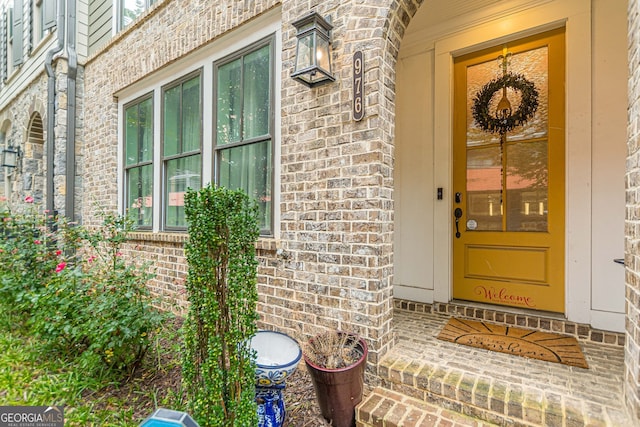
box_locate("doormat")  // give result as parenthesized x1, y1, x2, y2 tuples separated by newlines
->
(437, 317, 588, 369)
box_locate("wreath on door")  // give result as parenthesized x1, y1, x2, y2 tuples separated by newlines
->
(472, 72, 539, 134)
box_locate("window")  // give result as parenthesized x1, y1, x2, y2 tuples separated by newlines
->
(119, 0, 155, 30)
(162, 72, 202, 229)
(214, 40, 274, 233)
(119, 28, 278, 235)
(124, 95, 153, 228)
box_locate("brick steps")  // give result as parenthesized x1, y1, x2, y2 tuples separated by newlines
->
(355, 306, 633, 426)
(357, 386, 500, 427)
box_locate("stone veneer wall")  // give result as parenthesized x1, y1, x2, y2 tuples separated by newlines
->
(82, 0, 420, 372)
(627, 0, 640, 421)
(0, 60, 74, 216)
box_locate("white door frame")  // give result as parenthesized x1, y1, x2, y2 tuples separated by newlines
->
(431, 0, 593, 324)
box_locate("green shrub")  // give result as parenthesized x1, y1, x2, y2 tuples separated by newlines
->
(0, 197, 166, 376)
(182, 185, 260, 426)
(0, 197, 65, 311)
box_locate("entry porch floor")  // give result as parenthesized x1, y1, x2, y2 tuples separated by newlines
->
(356, 300, 632, 426)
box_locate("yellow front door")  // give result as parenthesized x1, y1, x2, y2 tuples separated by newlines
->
(453, 28, 565, 313)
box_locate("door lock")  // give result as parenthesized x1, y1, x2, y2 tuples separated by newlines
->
(454, 208, 463, 238)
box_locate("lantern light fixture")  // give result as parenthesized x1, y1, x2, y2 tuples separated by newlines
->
(1, 145, 20, 169)
(290, 12, 335, 87)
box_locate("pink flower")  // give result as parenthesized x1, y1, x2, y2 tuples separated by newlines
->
(87, 255, 97, 263)
(116, 252, 123, 257)
(0, 196, 6, 202)
(55, 250, 62, 256)
(34, 240, 42, 245)
(55, 262, 67, 273)
(24, 196, 34, 203)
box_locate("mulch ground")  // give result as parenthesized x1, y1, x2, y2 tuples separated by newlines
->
(280, 363, 330, 426)
(88, 317, 329, 426)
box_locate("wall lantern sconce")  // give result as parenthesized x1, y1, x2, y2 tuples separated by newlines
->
(290, 12, 335, 87)
(1, 145, 20, 169)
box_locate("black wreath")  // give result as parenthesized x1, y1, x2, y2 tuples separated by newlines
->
(472, 72, 539, 134)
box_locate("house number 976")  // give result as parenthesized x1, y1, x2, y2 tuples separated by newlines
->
(353, 51, 364, 121)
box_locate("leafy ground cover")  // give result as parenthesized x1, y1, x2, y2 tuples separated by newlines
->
(0, 306, 184, 426)
(0, 306, 327, 426)
(0, 197, 327, 426)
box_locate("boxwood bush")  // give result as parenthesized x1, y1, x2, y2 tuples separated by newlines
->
(182, 185, 259, 426)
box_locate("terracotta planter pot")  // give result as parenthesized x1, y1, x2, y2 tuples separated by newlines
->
(303, 335, 368, 427)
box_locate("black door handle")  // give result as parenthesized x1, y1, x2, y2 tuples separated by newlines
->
(454, 208, 463, 238)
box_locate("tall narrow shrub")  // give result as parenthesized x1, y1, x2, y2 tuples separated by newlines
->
(182, 185, 260, 426)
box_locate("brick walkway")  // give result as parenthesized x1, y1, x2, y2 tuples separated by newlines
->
(356, 303, 632, 426)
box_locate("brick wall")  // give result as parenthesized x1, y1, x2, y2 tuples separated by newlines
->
(123, 233, 190, 315)
(277, 1, 395, 366)
(271, 0, 420, 367)
(627, 0, 640, 421)
(82, 0, 422, 375)
(82, 0, 281, 227)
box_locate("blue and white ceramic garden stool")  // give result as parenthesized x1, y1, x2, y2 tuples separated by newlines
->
(250, 330, 302, 427)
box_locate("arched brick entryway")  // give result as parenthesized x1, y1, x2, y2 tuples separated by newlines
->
(625, 0, 640, 420)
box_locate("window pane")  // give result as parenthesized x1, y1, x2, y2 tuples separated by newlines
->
(163, 85, 180, 156)
(126, 164, 153, 228)
(125, 103, 139, 165)
(243, 45, 270, 139)
(501, 47, 548, 143)
(125, 98, 152, 165)
(165, 154, 201, 228)
(466, 147, 502, 231)
(139, 98, 153, 162)
(121, 0, 144, 28)
(466, 46, 548, 147)
(219, 141, 272, 230)
(217, 59, 242, 145)
(182, 76, 201, 153)
(506, 140, 548, 231)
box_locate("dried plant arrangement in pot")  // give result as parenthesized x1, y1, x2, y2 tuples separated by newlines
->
(303, 331, 368, 427)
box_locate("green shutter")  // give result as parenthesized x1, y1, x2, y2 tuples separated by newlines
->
(12, 0, 22, 67)
(43, 0, 55, 30)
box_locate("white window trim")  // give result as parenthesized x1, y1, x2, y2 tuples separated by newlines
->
(117, 10, 282, 237)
